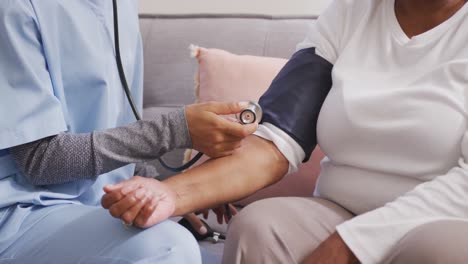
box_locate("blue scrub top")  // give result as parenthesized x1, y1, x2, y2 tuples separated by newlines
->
(0, 0, 143, 253)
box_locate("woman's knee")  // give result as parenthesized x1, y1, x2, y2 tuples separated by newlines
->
(223, 197, 350, 264)
(387, 220, 468, 264)
(227, 198, 281, 244)
(223, 198, 283, 262)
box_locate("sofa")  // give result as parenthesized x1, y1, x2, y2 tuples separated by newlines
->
(139, 14, 317, 263)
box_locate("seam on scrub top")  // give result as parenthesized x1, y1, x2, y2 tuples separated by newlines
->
(84, 1, 115, 55)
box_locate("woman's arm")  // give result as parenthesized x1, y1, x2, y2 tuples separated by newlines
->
(101, 135, 289, 227)
(167, 135, 288, 215)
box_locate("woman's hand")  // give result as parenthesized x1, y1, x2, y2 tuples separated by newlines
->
(101, 175, 239, 231)
(185, 102, 258, 158)
(201, 204, 238, 225)
(101, 176, 175, 228)
(183, 204, 239, 236)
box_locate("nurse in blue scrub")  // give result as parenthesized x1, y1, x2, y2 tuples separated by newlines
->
(0, 1, 256, 263)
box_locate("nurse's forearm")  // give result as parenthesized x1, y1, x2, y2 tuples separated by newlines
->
(164, 135, 289, 216)
(10, 109, 190, 185)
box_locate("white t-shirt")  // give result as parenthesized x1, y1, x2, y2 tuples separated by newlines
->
(255, 0, 468, 262)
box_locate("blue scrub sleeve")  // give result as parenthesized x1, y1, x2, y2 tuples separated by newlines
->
(258, 48, 333, 162)
(0, 2, 67, 150)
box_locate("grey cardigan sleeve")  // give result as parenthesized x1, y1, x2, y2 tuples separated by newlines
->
(9, 108, 191, 186)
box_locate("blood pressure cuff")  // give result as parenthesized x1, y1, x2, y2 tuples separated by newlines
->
(259, 47, 333, 162)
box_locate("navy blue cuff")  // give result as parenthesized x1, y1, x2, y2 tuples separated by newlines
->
(259, 48, 333, 162)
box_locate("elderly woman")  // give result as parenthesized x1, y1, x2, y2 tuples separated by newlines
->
(102, 0, 468, 263)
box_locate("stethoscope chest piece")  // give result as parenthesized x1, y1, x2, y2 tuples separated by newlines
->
(237, 101, 263, 125)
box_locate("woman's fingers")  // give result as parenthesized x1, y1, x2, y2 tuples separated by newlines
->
(121, 183, 142, 195)
(101, 183, 140, 209)
(101, 191, 123, 209)
(134, 195, 161, 227)
(216, 208, 224, 224)
(184, 213, 208, 235)
(108, 187, 146, 219)
(121, 190, 153, 225)
(224, 204, 238, 223)
(103, 176, 144, 193)
(212, 204, 238, 224)
(230, 204, 239, 215)
(103, 183, 120, 193)
(202, 210, 209, 219)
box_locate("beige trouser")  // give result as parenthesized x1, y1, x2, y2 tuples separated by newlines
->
(222, 197, 468, 264)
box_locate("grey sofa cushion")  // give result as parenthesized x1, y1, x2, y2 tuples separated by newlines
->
(139, 14, 316, 178)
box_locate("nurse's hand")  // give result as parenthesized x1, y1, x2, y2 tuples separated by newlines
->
(101, 176, 174, 228)
(185, 102, 258, 158)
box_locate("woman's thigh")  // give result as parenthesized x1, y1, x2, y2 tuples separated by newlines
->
(386, 219, 468, 264)
(1, 204, 201, 264)
(223, 197, 354, 264)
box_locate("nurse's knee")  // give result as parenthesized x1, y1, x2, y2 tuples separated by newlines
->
(387, 220, 468, 264)
(125, 220, 201, 264)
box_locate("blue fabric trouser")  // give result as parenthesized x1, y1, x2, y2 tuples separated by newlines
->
(0, 204, 201, 264)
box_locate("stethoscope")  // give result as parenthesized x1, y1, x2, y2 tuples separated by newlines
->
(111, 0, 262, 233)
(111, 0, 261, 173)
(112, 0, 203, 172)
